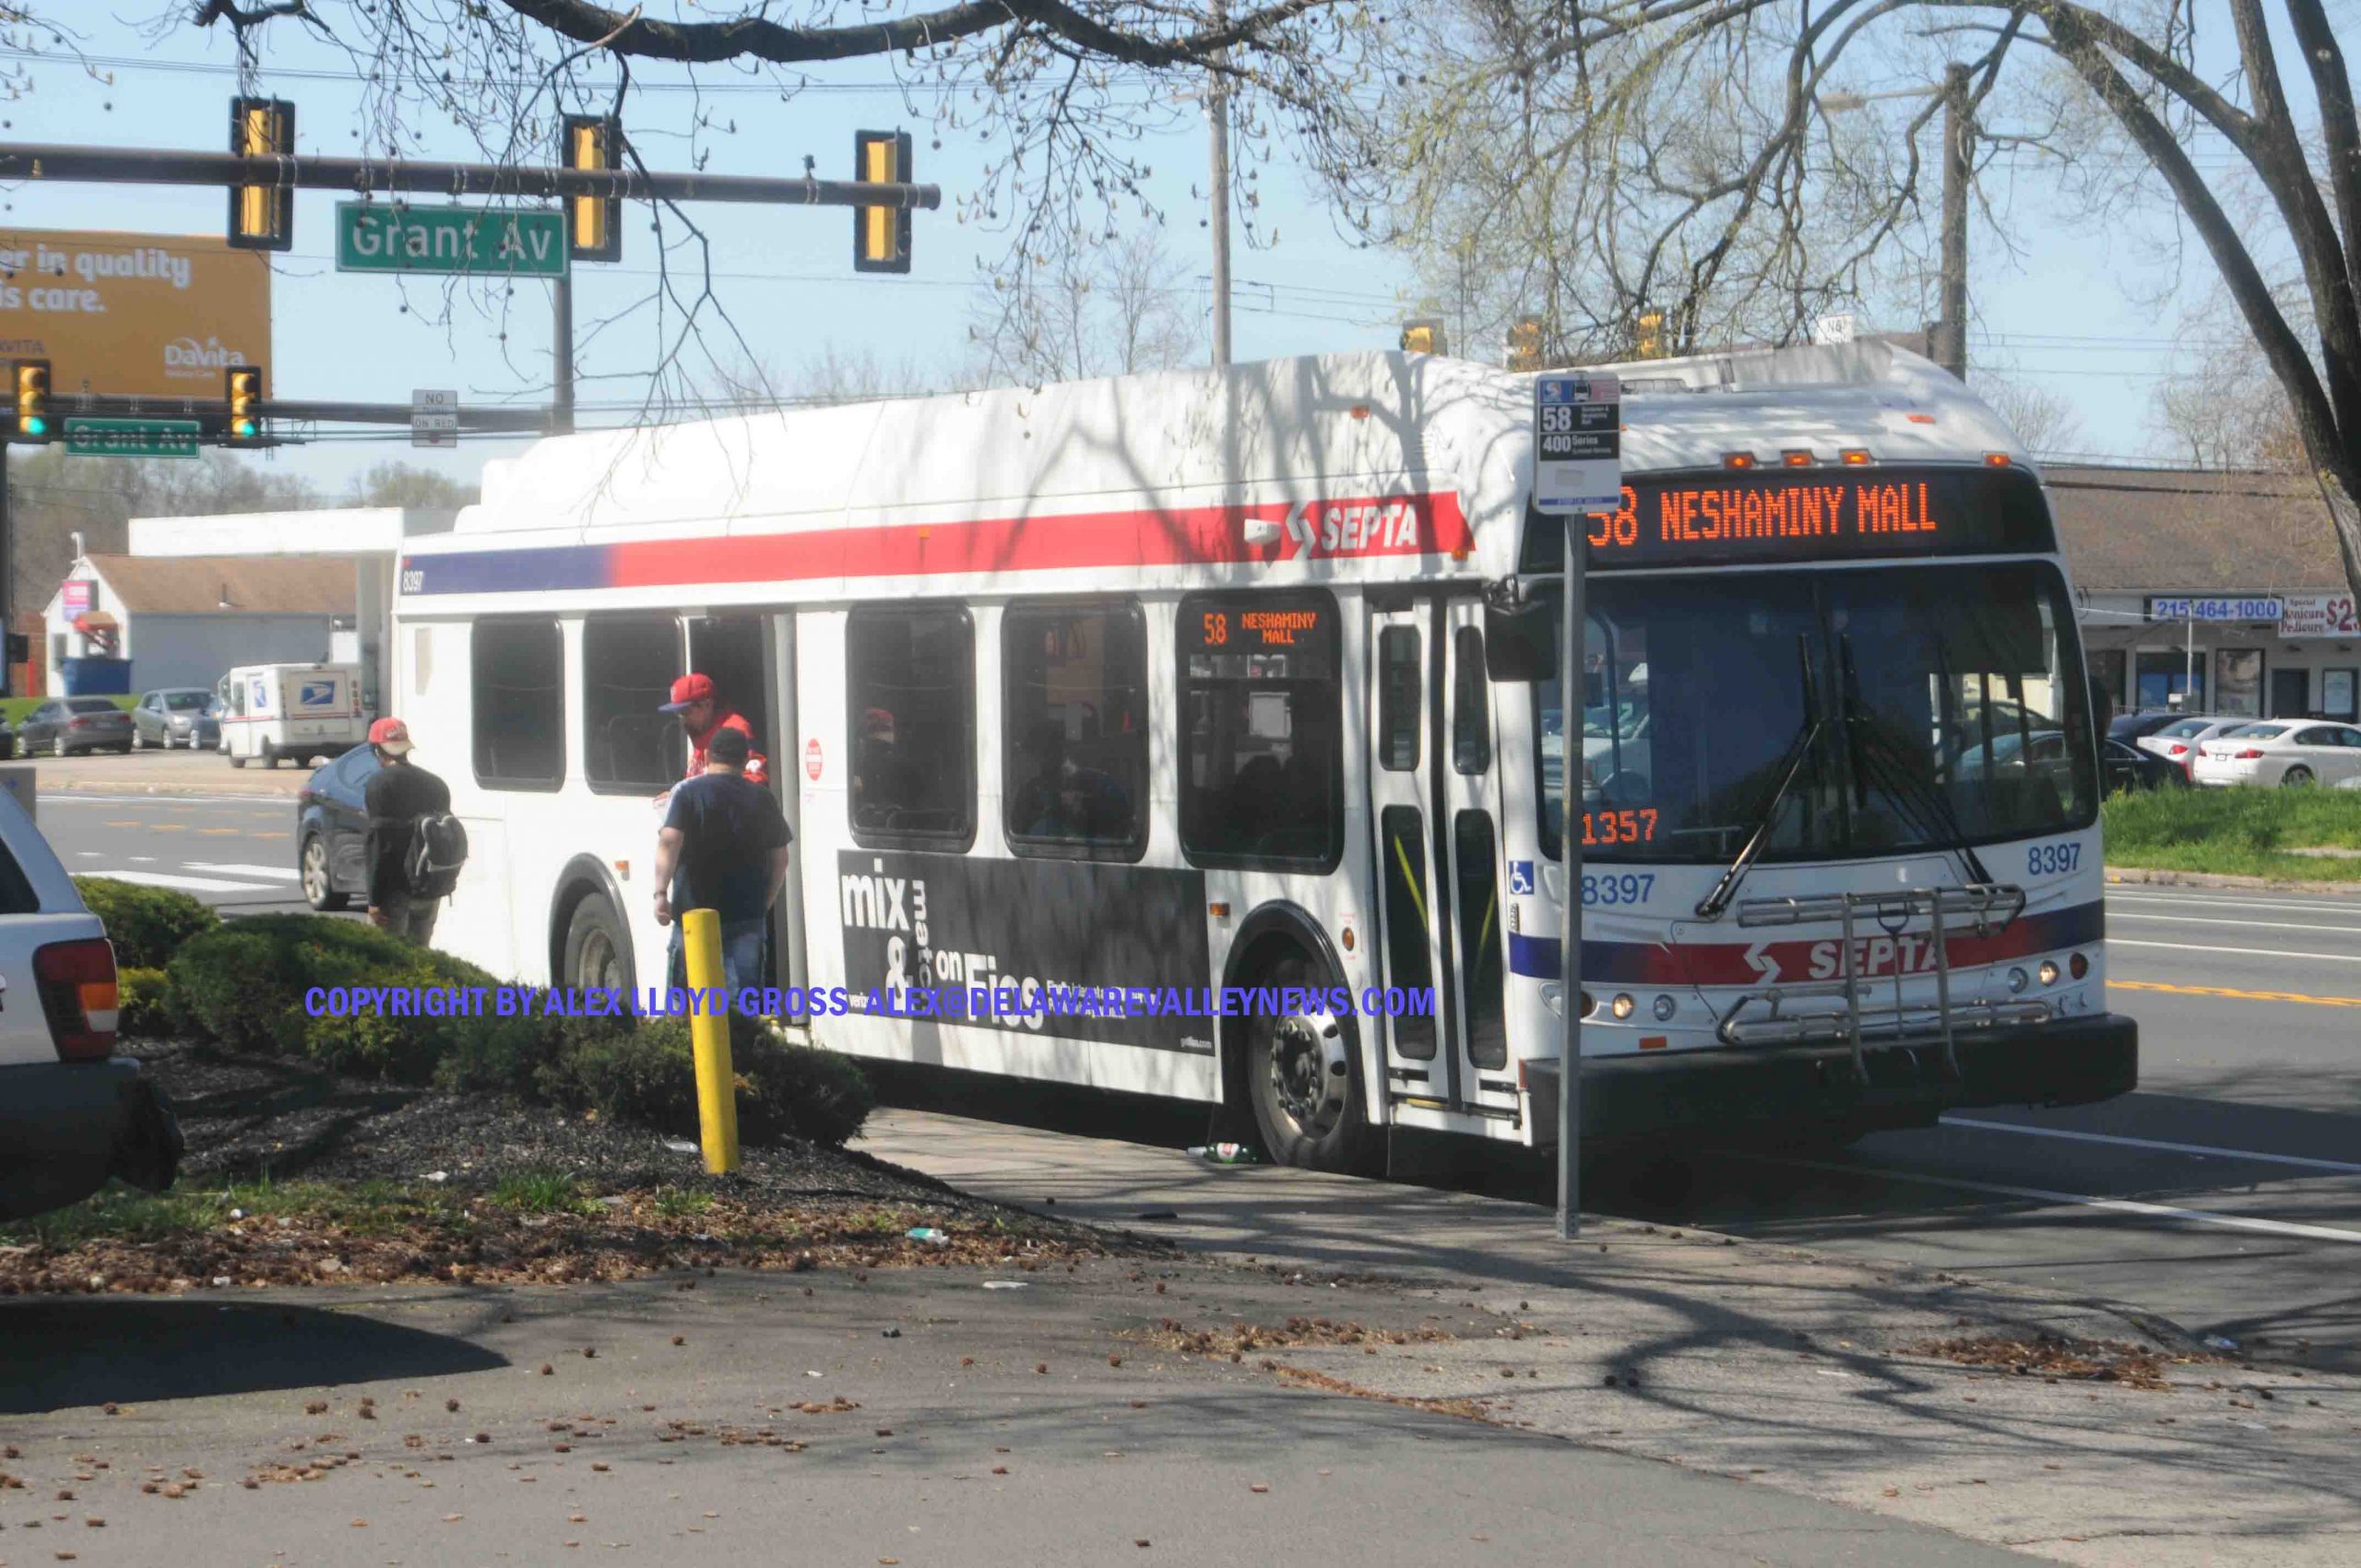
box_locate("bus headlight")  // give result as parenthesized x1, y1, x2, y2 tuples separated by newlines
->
(2007, 967, 2030, 994)
(1610, 993, 1636, 1020)
(2037, 960, 2060, 987)
(1652, 993, 1677, 1021)
(2070, 953, 2089, 980)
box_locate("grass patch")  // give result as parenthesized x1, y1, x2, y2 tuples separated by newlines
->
(0, 1177, 455, 1250)
(651, 1186, 714, 1219)
(2103, 785, 2361, 882)
(488, 1168, 599, 1216)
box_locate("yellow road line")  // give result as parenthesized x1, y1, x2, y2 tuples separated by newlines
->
(2111, 979, 2361, 1009)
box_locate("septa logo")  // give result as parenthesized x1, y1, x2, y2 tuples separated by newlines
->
(1267, 495, 1467, 561)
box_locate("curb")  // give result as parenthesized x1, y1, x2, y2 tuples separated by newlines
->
(2105, 862, 2361, 896)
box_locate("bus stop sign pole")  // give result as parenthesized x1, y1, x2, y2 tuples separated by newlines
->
(1533, 370, 1619, 1241)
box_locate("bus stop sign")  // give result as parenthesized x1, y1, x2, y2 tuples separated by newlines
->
(1534, 373, 1620, 515)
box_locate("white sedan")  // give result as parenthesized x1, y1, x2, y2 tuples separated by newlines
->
(2190, 721, 2361, 787)
(2136, 716, 2252, 773)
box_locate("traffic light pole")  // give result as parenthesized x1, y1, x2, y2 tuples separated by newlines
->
(552, 276, 575, 436)
(0, 444, 11, 700)
(0, 143, 939, 217)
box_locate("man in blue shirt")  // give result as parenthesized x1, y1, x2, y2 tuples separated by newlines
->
(653, 725, 790, 992)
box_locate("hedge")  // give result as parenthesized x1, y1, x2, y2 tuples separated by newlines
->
(158, 911, 869, 1146)
(76, 878, 220, 969)
(117, 967, 182, 1039)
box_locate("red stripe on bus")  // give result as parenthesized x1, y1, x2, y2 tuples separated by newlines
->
(605, 494, 1471, 588)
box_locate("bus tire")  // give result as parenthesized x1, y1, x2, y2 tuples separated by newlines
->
(1242, 947, 1377, 1174)
(563, 895, 633, 994)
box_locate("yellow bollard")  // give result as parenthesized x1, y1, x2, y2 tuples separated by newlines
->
(680, 907, 741, 1174)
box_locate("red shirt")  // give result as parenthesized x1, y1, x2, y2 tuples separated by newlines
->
(688, 709, 769, 785)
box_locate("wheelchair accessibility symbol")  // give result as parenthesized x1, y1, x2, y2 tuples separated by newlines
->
(1508, 860, 1536, 896)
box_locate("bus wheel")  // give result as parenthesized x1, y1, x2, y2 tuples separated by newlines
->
(1244, 949, 1376, 1173)
(564, 896, 632, 993)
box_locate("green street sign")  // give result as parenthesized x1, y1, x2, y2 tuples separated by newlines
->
(64, 418, 201, 458)
(336, 203, 569, 278)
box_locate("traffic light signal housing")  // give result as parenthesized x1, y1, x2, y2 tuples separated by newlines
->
(225, 364, 264, 443)
(228, 97, 296, 252)
(11, 359, 51, 443)
(1635, 309, 1666, 360)
(1399, 319, 1446, 355)
(563, 114, 623, 263)
(1507, 315, 1545, 372)
(853, 130, 913, 275)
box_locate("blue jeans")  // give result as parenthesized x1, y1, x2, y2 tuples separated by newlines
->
(669, 918, 765, 994)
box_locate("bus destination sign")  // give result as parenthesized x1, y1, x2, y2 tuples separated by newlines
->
(1524, 466, 2056, 573)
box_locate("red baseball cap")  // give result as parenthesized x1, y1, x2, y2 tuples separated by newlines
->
(659, 672, 716, 714)
(369, 717, 413, 755)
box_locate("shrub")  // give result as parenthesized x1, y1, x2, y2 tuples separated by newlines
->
(75, 877, 219, 969)
(538, 1014, 872, 1148)
(116, 967, 184, 1039)
(164, 913, 543, 1082)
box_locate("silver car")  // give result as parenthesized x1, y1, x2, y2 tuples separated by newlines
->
(132, 687, 222, 750)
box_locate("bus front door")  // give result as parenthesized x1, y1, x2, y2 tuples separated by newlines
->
(1366, 598, 1516, 1125)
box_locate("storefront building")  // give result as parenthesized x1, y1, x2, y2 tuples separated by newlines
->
(2053, 465, 2360, 721)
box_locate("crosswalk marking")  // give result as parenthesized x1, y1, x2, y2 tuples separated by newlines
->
(97, 869, 269, 894)
(182, 861, 300, 882)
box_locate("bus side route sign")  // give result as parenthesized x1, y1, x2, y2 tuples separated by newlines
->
(1534, 373, 1620, 516)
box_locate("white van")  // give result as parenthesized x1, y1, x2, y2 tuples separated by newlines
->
(217, 662, 368, 769)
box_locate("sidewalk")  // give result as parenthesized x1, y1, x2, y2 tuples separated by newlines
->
(0, 1264, 2023, 1567)
(861, 1110, 2361, 1567)
(12, 746, 305, 798)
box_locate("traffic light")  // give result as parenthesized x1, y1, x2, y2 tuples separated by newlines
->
(1507, 315, 1545, 372)
(562, 113, 623, 263)
(1399, 318, 1446, 355)
(10, 360, 50, 443)
(1635, 309, 1666, 360)
(853, 130, 913, 275)
(225, 364, 264, 443)
(228, 97, 295, 252)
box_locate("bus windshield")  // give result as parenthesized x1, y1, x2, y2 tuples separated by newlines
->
(1537, 561, 2095, 863)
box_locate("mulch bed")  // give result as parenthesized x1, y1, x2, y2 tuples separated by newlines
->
(1898, 1332, 2224, 1390)
(0, 1041, 1146, 1296)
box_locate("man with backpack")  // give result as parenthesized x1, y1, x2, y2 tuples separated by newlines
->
(364, 716, 464, 944)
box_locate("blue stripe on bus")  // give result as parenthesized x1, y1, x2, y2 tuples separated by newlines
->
(1506, 932, 1665, 983)
(404, 544, 615, 596)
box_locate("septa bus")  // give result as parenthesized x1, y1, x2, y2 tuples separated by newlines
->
(390, 341, 2134, 1171)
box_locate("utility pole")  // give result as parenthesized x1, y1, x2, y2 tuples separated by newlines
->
(1207, 4, 1233, 369)
(552, 275, 575, 435)
(0, 444, 11, 700)
(1937, 61, 1972, 381)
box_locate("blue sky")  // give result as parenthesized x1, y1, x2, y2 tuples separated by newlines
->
(5, 11, 2266, 494)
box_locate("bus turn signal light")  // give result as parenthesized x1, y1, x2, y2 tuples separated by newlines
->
(1780, 450, 1814, 467)
(1984, 451, 2012, 467)
(1722, 452, 1758, 469)
(1839, 448, 1873, 465)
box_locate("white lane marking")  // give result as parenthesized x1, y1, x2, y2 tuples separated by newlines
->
(129, 855, 156, 863)
(2111, 911, 2361, 935)
(94, 870, 268, 893)
(41, 792, 291, 808)
(1765, 1157, 2361, 1244)
(1939, 1116, 2361, 1176)
(2111, 937, 2361, 964)
(182, 861, 300, 882)
(2110, 891, 2361, 916)
(74, 850, 100, 858)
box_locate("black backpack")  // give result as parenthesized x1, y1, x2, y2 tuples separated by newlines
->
(406, 811, 469, 899)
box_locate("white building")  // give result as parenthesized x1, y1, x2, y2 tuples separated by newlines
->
(43, 542, 360, 698)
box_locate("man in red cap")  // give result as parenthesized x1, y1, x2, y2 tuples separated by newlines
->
(362, 716, 453, 944)
(658, 672, 769, 787)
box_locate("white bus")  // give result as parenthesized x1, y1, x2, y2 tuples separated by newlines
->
(391, 343, 2135, 1171)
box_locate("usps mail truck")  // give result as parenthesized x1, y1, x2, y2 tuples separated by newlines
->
(217, 662, 368, 769)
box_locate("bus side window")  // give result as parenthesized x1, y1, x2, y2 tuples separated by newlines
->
(848, 604, 976, 849)
(583, 612, 683, 793)
(1003, 600, 1149, 859)
(1453, 625, 1490, 774)
(472, 619, 565, 791)
(1176, 590, 1343, 870)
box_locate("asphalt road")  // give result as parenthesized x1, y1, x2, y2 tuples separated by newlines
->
(48, 789, 2361, 1368)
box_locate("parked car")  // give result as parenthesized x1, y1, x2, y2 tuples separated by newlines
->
(2191, 722, 2361, 787)
(2107, 709, 2190, 744)
(131, 687, 223, 750)
(2134, 716, 2253, 774)
(17, 696, 136, 756)
(2103, 738, 2189, 793)
(0, 787, 181, 1220)
(1955, 729, 2072, 778)
(298, 742, 383, 911)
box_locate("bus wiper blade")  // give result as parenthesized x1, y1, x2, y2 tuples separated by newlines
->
(1696, 636, 1822, 921)
(1840, 635, 1994, 886)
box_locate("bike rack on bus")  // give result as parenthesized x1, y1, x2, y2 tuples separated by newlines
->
(1715, 885, 2036, 1085)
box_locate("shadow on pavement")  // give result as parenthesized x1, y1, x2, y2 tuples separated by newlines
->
(0, 1296, 508, 1413)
